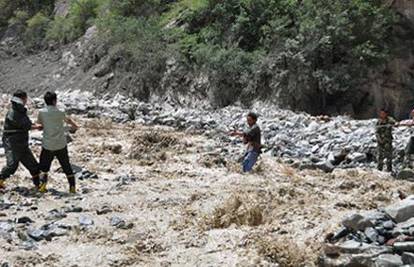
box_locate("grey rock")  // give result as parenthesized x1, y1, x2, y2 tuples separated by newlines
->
(17, 216, 33, 224)
(384, 195, 414, 223)
(0, 222, 13, 232)
(342, 213, 373, 231)
(110, 216, 125, 228)
(383, 221, 395, 230)
(397, 169, 414, 181)
(365, 227, 379, 243)
(79, 215, 94, 226)
(315, 161, 335, 173)
(27, 228, 44, 241)
(375, 254, 403, 267)
(394, 242, 414, 253)
(402, 252, 414, 265)
(97, 206, 112, 215)
(46, 209, 67, 220)
(347, 152, 367, 162)
(19, 241, 38, 251)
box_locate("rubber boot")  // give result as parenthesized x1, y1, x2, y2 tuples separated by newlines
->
(68, 175, 76, 194)
(32, 175, 40, 190)
(39, 172, 48, 193)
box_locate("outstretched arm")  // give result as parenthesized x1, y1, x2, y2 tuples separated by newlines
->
(64, 116, 79, 130)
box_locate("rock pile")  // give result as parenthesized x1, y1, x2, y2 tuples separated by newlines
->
(322, 196, 414, 266)
(2, 90, 414, 172)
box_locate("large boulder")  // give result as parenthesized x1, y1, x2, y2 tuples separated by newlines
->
(384, 195, 414, 223)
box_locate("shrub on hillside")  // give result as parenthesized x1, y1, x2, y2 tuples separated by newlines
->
(24, 12, 50, 49)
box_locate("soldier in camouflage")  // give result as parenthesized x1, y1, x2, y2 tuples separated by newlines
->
(376, 109, 396, 172)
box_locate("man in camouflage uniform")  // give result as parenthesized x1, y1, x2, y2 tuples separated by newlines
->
(398, 109, 414, 168)
(376, 109, 396, 172)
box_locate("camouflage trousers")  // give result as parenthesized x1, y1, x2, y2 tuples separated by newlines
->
(404, 136, 414, 168)
(377, 142, 393, 172)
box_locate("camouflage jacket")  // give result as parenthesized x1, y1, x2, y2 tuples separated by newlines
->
(376, 117, 396, 144)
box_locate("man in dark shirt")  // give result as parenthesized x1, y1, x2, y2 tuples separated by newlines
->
(0, 90, 42, 190)
(231, 112, 262, 172)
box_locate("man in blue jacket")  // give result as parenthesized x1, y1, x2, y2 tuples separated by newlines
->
(0, 90, 41, 190)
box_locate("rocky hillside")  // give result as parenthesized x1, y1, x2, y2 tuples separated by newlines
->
(1, 0, 414, 119)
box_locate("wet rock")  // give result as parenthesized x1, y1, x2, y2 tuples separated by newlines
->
(402, 252, 414, 265)
(0, 222, 13, 232)
(347, 152, 366, 162)
(384, 195, 414, 223)
(27, 228, 45, 241)
(342, 213, 373, 231)
(16, 216, 33, 224)
(375, 254, 403, 267)
(79, 215, 94, 226)
(315, 161, 335, 173)
(76, 169, 99, 180)
(397, 169, 414, 181)
(96, 205, 112, 215)
(364, 227, 379, 243)
(394, 242, 414, 253)
(46, 209, 67, 220)
(19, 241, 38, 251)
(110, 216, 125, 227)
(64, 205, 83, 213)
(0, 231, 12, 242)
(110, 216, 133, 230)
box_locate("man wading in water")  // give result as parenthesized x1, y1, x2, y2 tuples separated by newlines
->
(0, 90, 42, 190)
(231, 112, 262, 172)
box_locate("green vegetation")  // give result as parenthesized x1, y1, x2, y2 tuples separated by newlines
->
(0, 0, 398, 108)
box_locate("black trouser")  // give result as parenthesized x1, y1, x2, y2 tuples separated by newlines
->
(39, 147, 75, 187)
(0, 139, 40, 186)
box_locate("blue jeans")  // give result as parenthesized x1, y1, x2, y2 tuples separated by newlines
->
(243, 151, 259, 172)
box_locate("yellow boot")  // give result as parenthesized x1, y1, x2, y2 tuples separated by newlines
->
(39, 172, 48, 193)
(69, 185, 76, 194)
(0, 179, 5, 190)
(39, 182, 47, 193)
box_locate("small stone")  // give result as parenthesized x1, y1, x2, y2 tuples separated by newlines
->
(364, 227, 379, 243)
(79, 215, 94, 226)
(20, 241, 38, 251)
(27, 229, 44, 241)
(97, 206, 112, 215)
(46, 209, 67, 220)
(110, 216, 125, 228)
(0, 222, 13, 232)
(383, 221, 395, 230)
(17, 216, 33, 224)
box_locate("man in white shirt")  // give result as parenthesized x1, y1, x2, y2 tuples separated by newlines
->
(37, 91, 79, 193)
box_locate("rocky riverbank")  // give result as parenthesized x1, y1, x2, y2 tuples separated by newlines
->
(321, 196, 414, 266)
(0, 93, 413, 266)
(9, 90, 414, 175)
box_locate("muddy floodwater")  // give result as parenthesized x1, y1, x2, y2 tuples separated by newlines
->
(1, 113, 413, 267)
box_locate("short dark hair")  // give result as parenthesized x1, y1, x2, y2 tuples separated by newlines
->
(247, 112, 258, 121)
(44, 91, 57, 106)
(13, 90, 27, 99)
(380, 108, 389, 114)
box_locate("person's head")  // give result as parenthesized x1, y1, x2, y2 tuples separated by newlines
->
(13, 90, 28, 105)
(44, 91, 57, 106)
(379, 108, 389, 120)
(410, 109, 414, 119)
(247, 112, 258, 126)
